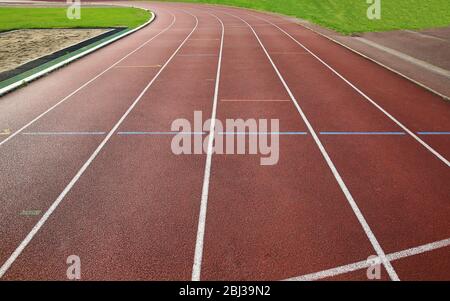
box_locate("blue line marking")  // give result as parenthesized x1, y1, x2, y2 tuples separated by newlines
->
(219, 132, 308, 135)
(320, 131, 406, 135)
(117, 131, 206, 135)
(118, 131, 308, 136)
(417, 132, 450, 135)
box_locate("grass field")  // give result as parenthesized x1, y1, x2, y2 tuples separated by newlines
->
(156, 0, 450, 34)
(0, 7, 151, 32)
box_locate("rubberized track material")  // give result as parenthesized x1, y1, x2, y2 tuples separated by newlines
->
(0, 2, 448, 281)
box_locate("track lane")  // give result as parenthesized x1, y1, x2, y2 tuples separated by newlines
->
(0, 2, 448, 281)
(232, 7, 450, 166)
(192, 9, 384, 281)
(0, 8, 190, 265)
(0, 5, 173, 145)
(0, 8, 199, 278)
(216, 6, 450, 279)
(0, 8, 223, 280)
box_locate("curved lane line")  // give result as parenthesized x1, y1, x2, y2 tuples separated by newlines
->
(0, 10, 176, 148)
(213, 8, 400, 281)
(0, 10, 199, 279)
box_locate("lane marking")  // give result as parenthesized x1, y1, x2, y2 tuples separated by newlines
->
(114, 65, 162, 68)
(221, 99, 290, 102)
(23, 131, 442, 136)
(118, 131, 206, 135)
(417, 132, 450, 135)
(219, 131, 307, 135)
(22, 132, 106, 136)
(178, 54, 217, 57)
(217, 9, 400, 281)
(192, 11, 225, 282)
(387, 237, 450, 261)
(190, 38, 220, 41)
(118, 131, 307, 136)
(285, 259, 369, 281)
(0, 12, 177, 149)
(0, 11, 200, 279)
(270, 52, 307, 55)
(285, 237, 450, 281)
(20, 210, 42, 216)
(320, 131, 406, 135)
(244, 11, 450, 168)
(0, 129, 11, 136)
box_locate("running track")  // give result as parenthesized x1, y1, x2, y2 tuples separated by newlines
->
(0, 2, 449, 281)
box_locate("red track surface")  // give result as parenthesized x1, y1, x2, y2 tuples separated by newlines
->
(0, 2, 449, 281)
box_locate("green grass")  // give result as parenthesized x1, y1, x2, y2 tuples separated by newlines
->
(155, 0, 450, 34)
(0, 7, 151, 32)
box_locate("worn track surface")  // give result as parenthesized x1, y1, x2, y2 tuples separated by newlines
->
(0, 2, 449, 281)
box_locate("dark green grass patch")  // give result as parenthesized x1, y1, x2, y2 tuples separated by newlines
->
(155, 0, 450, 34)
(0, 7, 151, 32)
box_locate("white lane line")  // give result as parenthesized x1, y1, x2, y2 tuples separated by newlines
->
(178, 54, 217, 57)
(118, 131, 206, 135)
(221, 99, 290, 102)
(192, 11, 225, 282)
(243, 11, 450, 168)
(0, 12, 177, 149)
(320, 131, 406, 135)
(217, 9, 400, 281)
(0, 129, 11, 136)
(0, 12, 199, 279)
(22, 132, 106, 136)
(285, 259, 369, 281)
(387, 237, 450, 261)
(285, 237, 450, 281)
(114, 65, 162, 68)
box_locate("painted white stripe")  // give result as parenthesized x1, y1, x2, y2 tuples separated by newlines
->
(0, 11, 199, 279)
(285, 237, 450, 281)
(285, 260, 369, 281)
(244, 12, 450, 168)
(221, 99, 290, 102)
(0, 11, 175, 149)
(217, 9, 400, 281)
(178, 54, 217, 57)
(117, 131, 206, 135)
(192, 12, 225, 281)
(387, 237, 450, 261)
(0, 10, 155, 96)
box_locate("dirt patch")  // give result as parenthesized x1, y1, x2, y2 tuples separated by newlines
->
(0, 28, 108, 73)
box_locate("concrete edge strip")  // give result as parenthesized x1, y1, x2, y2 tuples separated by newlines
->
(293, 21, 450, 102)
(0, 8, 155, 96)
(354, 37, 450, 78)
